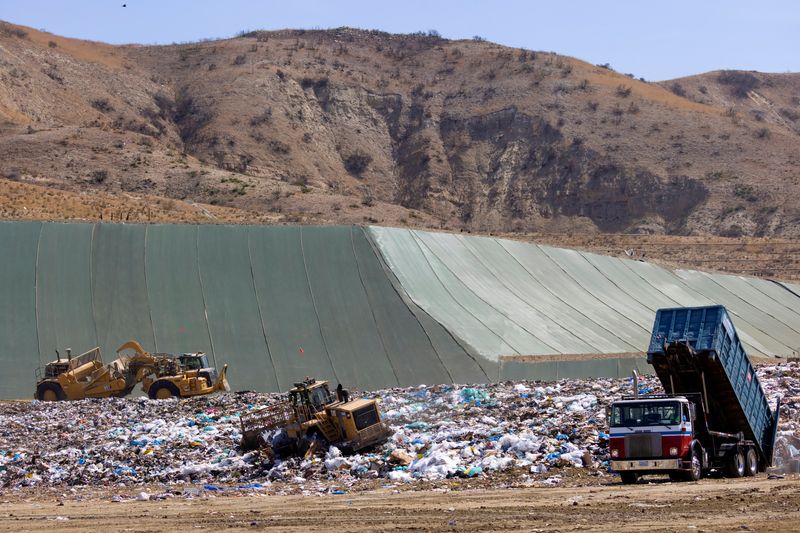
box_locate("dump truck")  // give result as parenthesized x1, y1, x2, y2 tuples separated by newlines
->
(240, 378, 392, 456)
(34, 341, 229, 401)
(609, 305, 781, 483)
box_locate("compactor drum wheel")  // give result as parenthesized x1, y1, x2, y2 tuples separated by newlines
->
(36, 382, 66, 401)
(745, 448, 758, 477)
(148, 380, 181, 400)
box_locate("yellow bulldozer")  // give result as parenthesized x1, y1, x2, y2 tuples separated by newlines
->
(240, 378, 392, 457)
(34, 340, 229, 401)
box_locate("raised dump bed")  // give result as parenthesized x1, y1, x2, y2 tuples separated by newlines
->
(647, 305, 779, 464)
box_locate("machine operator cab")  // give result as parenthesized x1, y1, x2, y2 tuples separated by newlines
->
(288, 378, 337, 420)
(178, 352, 217, 385)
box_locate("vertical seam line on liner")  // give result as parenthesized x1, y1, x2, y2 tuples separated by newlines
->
(495, 239, 639, 353)
(577, 251, 663, 313)
(195, 225, 218, 371)
(727, 277, 800, 337)
(299, 226, 340, 384)
(350, 226, 401, 387)
(407, 229, 524, 356)
(681, 270, 798, 352)
(413, 231, 562, 355)
(616, 258, 774, 358)
(143, 225, 157, 352)
(362, 227, 456, 383)
(706, 274, 800, 337)
(536, 244, 651, 337)
(34, 222, 44, 370)
(365, 228, 483, 383)
(748, 277, 800, 317)
(459, 236, 600, 354)
(772, 279, 800, 301)
(89, 223, 99, 348)
(247, 226, 280, 391)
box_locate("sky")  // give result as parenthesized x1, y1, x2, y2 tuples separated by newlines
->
(1, 0, 798, 81)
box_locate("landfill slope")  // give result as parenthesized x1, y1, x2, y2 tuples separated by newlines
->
(2, 221, 799, 398)
(0, 362, 796, 490)
(368, 227, 800, 371)
(0, 222, 484, 399)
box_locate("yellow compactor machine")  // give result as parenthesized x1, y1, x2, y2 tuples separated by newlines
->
(240, 378, 392, 456)
(34, 341, 229, 401)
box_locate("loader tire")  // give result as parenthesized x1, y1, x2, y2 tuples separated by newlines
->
(619, 472, 638, 485)
(36, 382, 66, 402)
(148, 380, 181, 400)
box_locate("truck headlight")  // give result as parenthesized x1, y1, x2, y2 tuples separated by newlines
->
(669, 447, 678, 456)
(611, 449, 619, 458)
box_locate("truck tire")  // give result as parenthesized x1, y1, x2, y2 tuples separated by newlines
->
(148, 380, 181, 400)
(685, 448, 702, 481)
(745, 448, 758, 477)
(36, 382, 66, 401)
(619, 472, 638, 485)
(725, 449, 746, 478)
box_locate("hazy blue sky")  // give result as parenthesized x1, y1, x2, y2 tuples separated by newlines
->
(1, 1, 797, 80)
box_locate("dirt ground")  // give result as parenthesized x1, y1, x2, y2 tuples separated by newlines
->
(0, 476, 797, 532)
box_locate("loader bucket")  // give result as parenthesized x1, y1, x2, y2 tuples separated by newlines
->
(215, 364, 230, 392)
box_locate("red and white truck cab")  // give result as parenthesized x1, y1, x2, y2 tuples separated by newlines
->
(609, 395, 701, 483)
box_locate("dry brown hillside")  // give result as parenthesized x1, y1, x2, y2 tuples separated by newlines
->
(1, 21, 799, 239)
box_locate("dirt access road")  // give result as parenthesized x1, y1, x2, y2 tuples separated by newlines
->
(0, 476, 797, 532)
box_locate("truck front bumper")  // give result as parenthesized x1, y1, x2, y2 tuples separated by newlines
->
(611, 459, 682, 471)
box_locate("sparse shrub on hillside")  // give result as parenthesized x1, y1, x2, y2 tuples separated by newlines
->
(597, 63, 612, 70)
(780, 108, 799, 122)
(268, 140, 290, 154)
(174, 87, 212, 145)
(361, 186, 375, 207)
(249, 107, 272, 127)
(615, 85, 632, 98)
(751, 110, 765, 122)
(586, 101, 599, 112)
(699, 85, 708, 94)
(734, 184, 759, 201)
(0, 23, 28, 39)
(232, 54, 247, 66)
(669, 83, 687, 97)
(48, 40, 57, 48)
(344, 151, 372, 176)
(91, 98, 114, 113)
(302, 132, 312, 143)
(717, 70, 759, 98)
(91, 170, 108, 184)
(43, 66, 63, 83)
(627, 102, 640, 114)
(578, 79, 590, 91)
(208, 63, 217, 71)
(754, 127, 770, 139)
(472, 35, 485, 42)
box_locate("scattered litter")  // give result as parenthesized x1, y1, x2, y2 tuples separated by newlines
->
(0, 363, 798, 491)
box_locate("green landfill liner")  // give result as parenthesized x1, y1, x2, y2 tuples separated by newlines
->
(0, 221, 798, 399)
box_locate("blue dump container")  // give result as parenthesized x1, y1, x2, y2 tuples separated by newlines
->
(647, 305, 780, 464)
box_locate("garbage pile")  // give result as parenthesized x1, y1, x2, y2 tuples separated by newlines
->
(1, 363, 799, 490)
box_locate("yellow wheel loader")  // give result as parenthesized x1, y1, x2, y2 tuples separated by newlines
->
(240, 378, 392, 457)
(34, 341, 229, 401)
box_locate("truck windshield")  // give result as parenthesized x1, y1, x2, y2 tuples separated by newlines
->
(611, 401, 681, 427)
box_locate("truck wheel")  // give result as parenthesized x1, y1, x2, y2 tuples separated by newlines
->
(148, 380, 180, 400)
(619, 472, 638, 485)
(685, 449, 702, 481)
(725, 449, 746, 478)
(36, 382, 66, 401)
(744, 448, 758, 477)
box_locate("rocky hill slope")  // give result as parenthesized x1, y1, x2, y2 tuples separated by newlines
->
(1, 22, 799, 237)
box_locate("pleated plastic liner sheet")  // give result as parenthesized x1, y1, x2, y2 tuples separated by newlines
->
(367, 226, 800, 367)
(1, 221, 798, 398)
